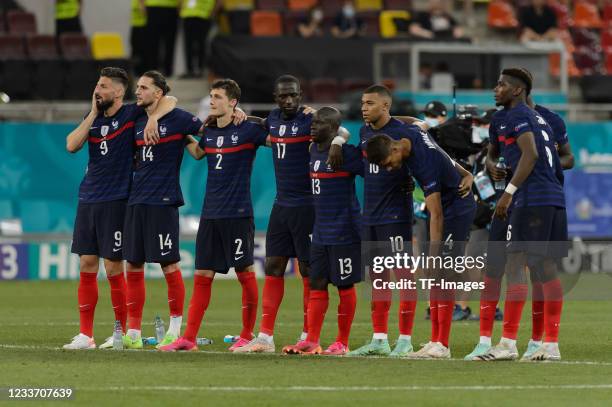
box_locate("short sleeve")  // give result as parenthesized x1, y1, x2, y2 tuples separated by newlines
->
(124, 103, 145, 121)
(249, 122, 269, 147)
(182, 111, 203, 136)
(342, 144, 364, 177)
(508, 112, 533, 140)
(552, 115, 568, 146)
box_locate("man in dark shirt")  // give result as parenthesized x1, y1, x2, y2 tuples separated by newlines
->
(519, 0, 558, 43)
(409, 0, 464, 40)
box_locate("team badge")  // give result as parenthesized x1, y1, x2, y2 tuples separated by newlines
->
(231, 134, 239, 144)
(314, 160, 321, 171)
(100, 125, 109, 137)
(159, 125, 167, 136)
(217, 136, 224, 147)
(291, 124, 299, 135)
(111, 119, 119, 129)
(279, 125, 286, 137)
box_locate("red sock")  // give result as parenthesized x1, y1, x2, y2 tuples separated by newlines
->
(479, 276, 501, 337)
(237, 272, 258, 340)
(543, 279, 563, 342)
(429, 287, 440, 342)
(531, 281, 544, 341)
(336, 286, 356, 346)
(371, 300, 391, 334)
(437, 290, 455, 347)
(302, 277, 310, 334)
(306, 290, 329, 344)
(107, 273, 127, 332)
(78, 272, 98, 337)
(397, 270, 416, 335)
(164, 270, 185, 317)
(126, 271, 145, 331)
(183, 275, 213, 343)
(260, 276, 284, 336)
(502, 283, 528, 340)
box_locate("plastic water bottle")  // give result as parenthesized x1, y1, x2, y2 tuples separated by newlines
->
(154, 316, 165, 343)
(197, 338, 213, 346)
(112, 320, 123, 350)
(223, 335, 238, 344)
(494, 157, 507, 191)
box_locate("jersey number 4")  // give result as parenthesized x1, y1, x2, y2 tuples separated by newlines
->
(142, 146, 154, 162)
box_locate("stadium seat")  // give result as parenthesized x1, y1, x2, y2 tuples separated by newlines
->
(341, 78, 371, 95)
(26, 35, 58, 59)
(224, 0, 255, 10)
(601, 29, 612, 52)
(250, 11, 283, 36)
(572, 28, 600, 50)
(320, 0, 344, 15)
(573, 47, 602, 75)
(309, 78, 340, 102)
(358, 11, 380, 36)
(256, 0, 285, 10)
(549, 52, 581, 77)
(6, 10, 36, 35)
(91, 32, 125, 60)
(604, 2, 612, 26)
(59, 33, 91, 60)
(487, 0, 518, 29)
(573, 1, 602, 29)
(0, 34, 31, 99)
(384, 0, 412, 10)
(548, 0, 570, 29)
(26, 35, 63, 99)
(287, 0, 317, 11)
(379, 10, 410, 38)
(356, 0, 383, 11)
(283, 10, 306, 35)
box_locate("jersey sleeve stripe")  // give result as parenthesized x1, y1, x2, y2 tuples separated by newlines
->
(135, 133, 184, 146)
(204, 143, 255, 154)
(88, 121, 134, 143)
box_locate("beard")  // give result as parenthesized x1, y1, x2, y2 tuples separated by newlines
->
(96, 98, 114, 112)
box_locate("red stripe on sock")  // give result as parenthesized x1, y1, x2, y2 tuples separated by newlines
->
(184, 275, 213, 343)
(437, 290, 455, 348)
(531, 281, 544, 341)
(260, 276, 284, 336)
(78, 272, 98, 337)
(107, 273, 127, 332)
(543, 279, 563, 343)
(126, 271, 145, 331)
(429, 287, 441, 342)
(479, 276, 501, 337)
(336, 286, 356, 346)
(371, 300, 391, 334)
(302, 277, 310, 334)
(502, 283, 528, 340)
(237, 272, 258, 340)
(306, 290, 329, 344)
(164, 270, 185, 317)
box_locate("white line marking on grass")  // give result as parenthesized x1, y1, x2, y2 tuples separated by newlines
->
(77, 384, 612, 392)
(1, 344, 612, 367)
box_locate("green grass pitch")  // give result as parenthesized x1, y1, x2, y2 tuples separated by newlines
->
(1, 275, 611, 406)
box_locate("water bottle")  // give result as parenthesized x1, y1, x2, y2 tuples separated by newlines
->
(197, 338, 213, 346)
(112, 320, 123, 350)
(143, 337, 158, 346)
(223, 335, 238, 343)
(154, 316, 165, 343)
(494, 157, 507, 191)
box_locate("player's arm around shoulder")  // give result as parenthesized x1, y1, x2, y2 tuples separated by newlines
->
(327, 127, 351, 171)
(66, 91, 98, 153)
(185, 126, 206, 160)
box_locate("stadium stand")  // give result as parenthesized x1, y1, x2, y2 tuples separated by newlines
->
(487, 0, 519, 29)
(288, 0, 318, 11)
(0, 34, 31, 99)
(91, 32, 125, 60)
(356, 0, 383, 11)
(6, 9, 36, 35)
(27, 35, 64, 99)
(573, 1, 602, 29)
(256, 0, 285, 11)
(379, 9, 410, 37)
(250, 10, 283, 36)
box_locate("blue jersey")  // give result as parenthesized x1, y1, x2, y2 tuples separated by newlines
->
(199, 121, 268, 219)
(502, 103, 565, 208)
(129, 108, 202, 207)
(267, 108, 313, 207)
(78, 103, 143, 203)
(360, 118, 414, 226)
(310, 143, 363, 245)
(534, 105, 568, 147)
(404, 128, 475, 218)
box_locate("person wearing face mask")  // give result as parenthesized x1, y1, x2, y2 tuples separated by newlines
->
(421, 101, 448, 128)
(298, 6, 325, 38)
(331, 0, 365, 39)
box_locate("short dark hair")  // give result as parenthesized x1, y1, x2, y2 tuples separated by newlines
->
(211, 79, 241, 102)
(100, 66, 129, 89)
(502, 67, 533, 95)
(365, 134, 393, 165)
(142, 70, 170, 95)
(274, 74, 300, 90)
(363, 84, 392, 99)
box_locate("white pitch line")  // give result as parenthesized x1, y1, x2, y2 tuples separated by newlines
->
(77, 384, 612, 392)
(1, 344, 612, 366)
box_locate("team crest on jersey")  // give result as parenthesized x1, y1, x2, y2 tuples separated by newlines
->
(314, 160, 321, 171)
(279, 125, 286, 137)
(231, 133, 239, 144)
(159, 125, 167, 136)
(216, 136, 224, 147)
(291, 124, 299, 135)
(111, 119, 119, 130)
(100, 125, 109, 137)
(536, 115, 546, 125)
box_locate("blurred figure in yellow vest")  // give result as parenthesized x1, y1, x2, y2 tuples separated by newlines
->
(131, 0, 147, 75)
(144, 0, 179, 76)
(55, 0, 82, 35)
(180, 0, 217, 79)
